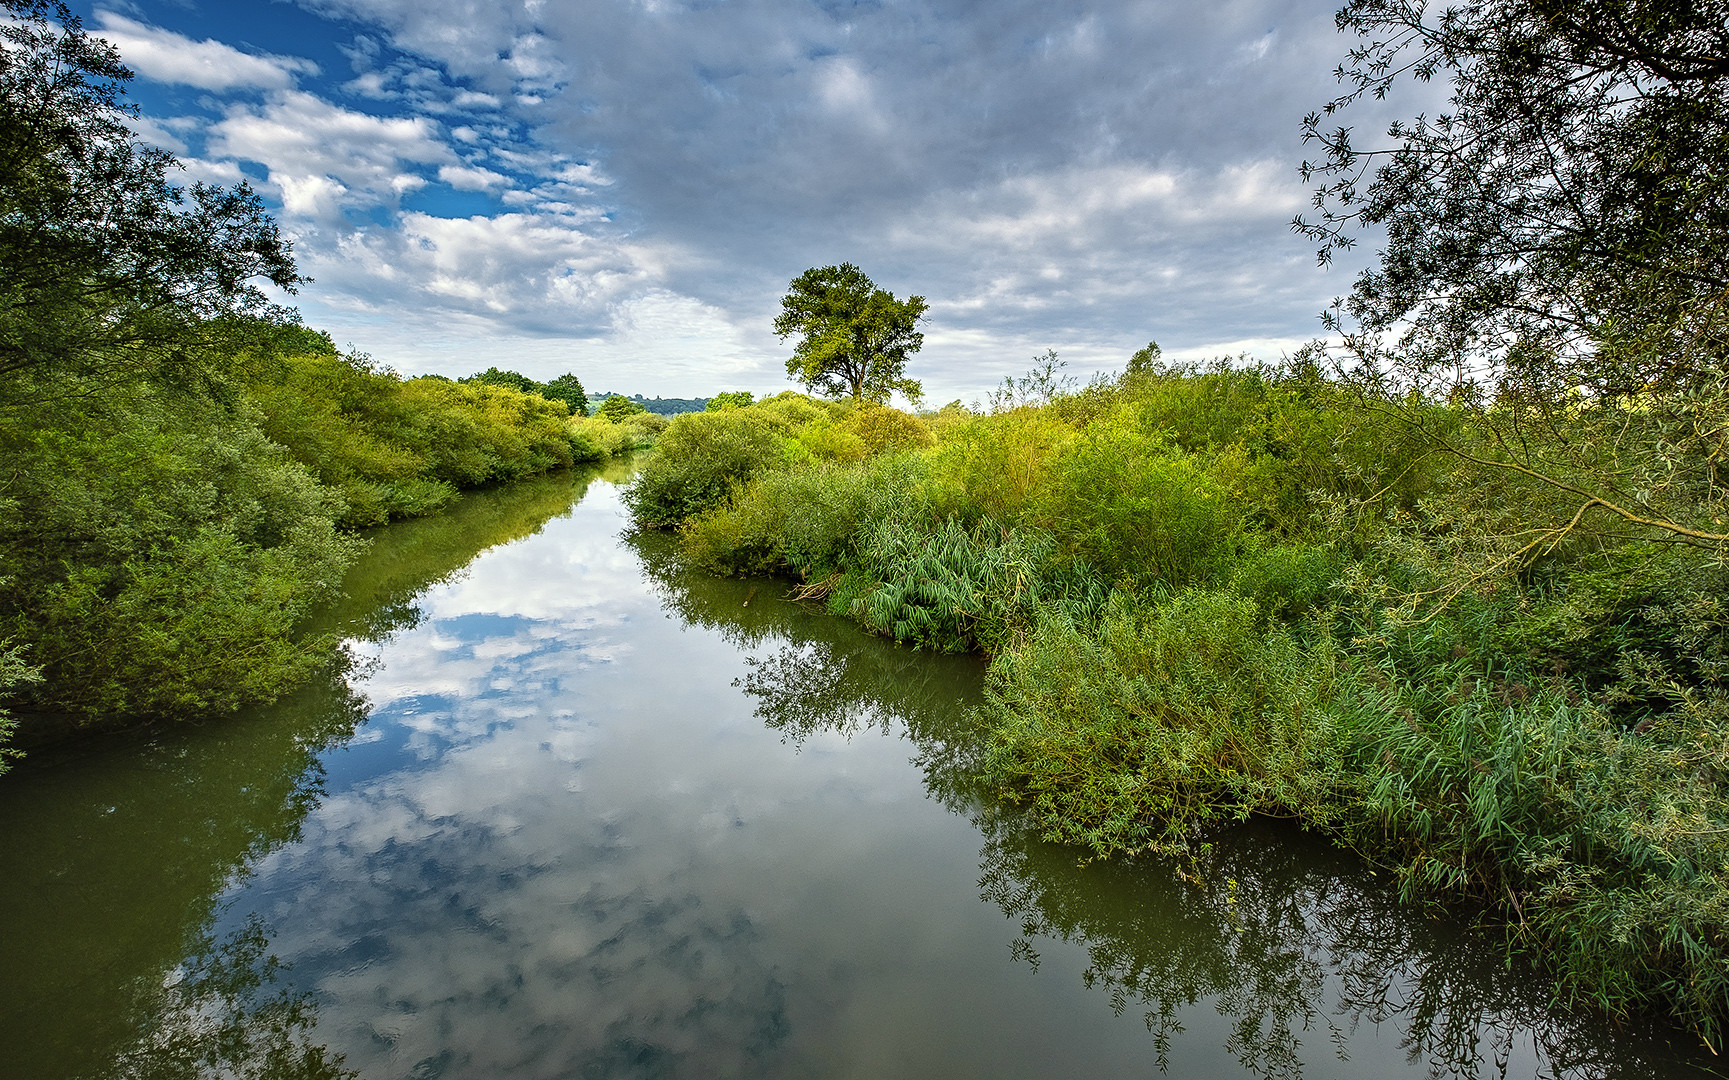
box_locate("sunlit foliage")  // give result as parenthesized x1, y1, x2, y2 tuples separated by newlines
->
(626, 352, 1729, 1043)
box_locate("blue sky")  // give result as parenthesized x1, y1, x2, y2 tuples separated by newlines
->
(71, 0, 1401, 402)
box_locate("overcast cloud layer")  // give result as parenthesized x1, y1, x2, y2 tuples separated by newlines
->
(80, 0, 1395, 401)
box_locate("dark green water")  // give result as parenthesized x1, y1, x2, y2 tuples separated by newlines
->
(1, 464, 1719, 1079)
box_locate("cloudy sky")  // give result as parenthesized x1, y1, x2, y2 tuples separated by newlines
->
(74, 0, 1399, 402)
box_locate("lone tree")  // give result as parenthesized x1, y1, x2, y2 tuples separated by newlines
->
(1296, 0, 1729, 554)
(774, 263, 926, 405)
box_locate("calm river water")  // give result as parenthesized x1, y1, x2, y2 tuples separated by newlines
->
(1, 463, 1718, 1079)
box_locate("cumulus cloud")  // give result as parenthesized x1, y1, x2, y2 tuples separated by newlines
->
(95, 12, 318, 90)
(207, 90, 453, 220)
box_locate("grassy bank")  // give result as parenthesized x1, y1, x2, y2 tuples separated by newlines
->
(624, 364, 1729, 1046)
(0, 333, 656, 746)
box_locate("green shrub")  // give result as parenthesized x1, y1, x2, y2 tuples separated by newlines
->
(1036, 423, 1249, 587)
(927, 408, 1075, 523)
(791, 418, 868, 462)
(843, 516, 1106, 654)
(596, 395, 646, 421)
(0, 378, 362, 725)
(707, 391, 754, 410)
(978, 589, 1351, 857)
(624, 410, 784, 526)
(681, 453, 931, 577)
(840, 405, 934, 454)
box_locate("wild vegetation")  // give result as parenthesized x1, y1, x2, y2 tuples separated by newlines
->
(0, 4, 643, 751)
(624, 0, 1729, 1043)
(625, 355, 1729, 1045)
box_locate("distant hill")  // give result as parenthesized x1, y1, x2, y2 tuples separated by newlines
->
(590, 393, 707, 416)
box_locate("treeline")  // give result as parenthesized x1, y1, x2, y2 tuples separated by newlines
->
(592, 392, 710, 416)
(624, 361, 1729, 1044)
(0, 5, 656, 751)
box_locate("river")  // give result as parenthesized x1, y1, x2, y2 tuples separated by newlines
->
(0, 463, 1716, 1079)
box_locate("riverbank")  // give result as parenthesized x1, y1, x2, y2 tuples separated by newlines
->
(624, 366, 1729, 1047)
(2, 465, 1711, 1079)
(0, 342, 658, 758)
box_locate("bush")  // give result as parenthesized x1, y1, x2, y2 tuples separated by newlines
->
(978, 590, 1351, 857)
(1036, 422, 1249, 587)
(842, 516, 1106, 654)
(624, 410, 785, 526)
(680, 453, 930, 577)
(0, 377, 362, 725)
(840, 405, 934, 454)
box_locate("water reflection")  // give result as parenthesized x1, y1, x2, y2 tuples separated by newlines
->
(731, 632, 1718, 1080)
(5, 465, 1720, 1080)
(105, 915, 356, 1080)
(0, 467, 607, 1080)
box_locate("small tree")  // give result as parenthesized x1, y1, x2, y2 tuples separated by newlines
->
(541, 373, 588, 415)
(706, 391, 754, 411)
(774, 263, 926, 405)
(596, 394, 644, 422)
(462, 366, 539, 394)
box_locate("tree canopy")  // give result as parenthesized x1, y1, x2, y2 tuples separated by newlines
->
(774, 263, 926, 405)
(1296, 0, 1729, 553)
(1297, 0, 1729, 397)
(0, 0, 303, 389)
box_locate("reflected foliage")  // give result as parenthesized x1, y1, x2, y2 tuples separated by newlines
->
(0, 668, 367, 1079)
(0, 469, 598, 1079)
(311, 466, 605, 644)
(979, 816, 1715, 1080)
(104, 916, 355, 1080)
(699, 549, 1721, 1078)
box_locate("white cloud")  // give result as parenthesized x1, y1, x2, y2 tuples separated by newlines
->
(208, 91, 454, 221)
(437, 163, 511, 191)
(95, 13, 318, 91)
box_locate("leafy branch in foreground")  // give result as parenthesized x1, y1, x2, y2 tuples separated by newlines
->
(0, 0, 303, 390)
(1296, 0, 1729, 557)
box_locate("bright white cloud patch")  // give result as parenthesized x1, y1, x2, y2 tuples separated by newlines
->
(95, 13, 318, 90)
(207, 91, 452, 220)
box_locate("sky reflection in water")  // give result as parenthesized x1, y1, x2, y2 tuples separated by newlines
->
(13, 468, 1716, 1080)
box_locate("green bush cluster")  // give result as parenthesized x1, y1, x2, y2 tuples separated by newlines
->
(249, 349, 586, 527)
(0, 337, 644, 737)
(626, 360, 1729, 1043)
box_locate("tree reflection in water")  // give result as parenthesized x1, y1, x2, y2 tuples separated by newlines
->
(733, 633, 1716, 1080)
(106, 915, 356, 1080)
(1, 468, 613, 1080)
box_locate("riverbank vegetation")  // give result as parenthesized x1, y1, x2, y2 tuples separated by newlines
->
(622, 0, 1729, 1043)
(0, 4, 645, 750)
(625, 357, 1729, 1044)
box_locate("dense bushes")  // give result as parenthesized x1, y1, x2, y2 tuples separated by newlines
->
(625, 363, 1729, 1044)
(0, 337, 641, 738)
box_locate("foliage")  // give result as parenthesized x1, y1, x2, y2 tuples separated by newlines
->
(844, 517, 1106, 654)
(979, 591, 1351, 858)
(774, 263, 927, 404)
(838, 404, 934, 454)
(707, 391, 754, 411)
(987, 350, 1077, 412)
(0, 373, 361, 723)
(624, 409, 785, 527)
(0, 1, 301, 389)
(1035, 423, 1249, 588)
(629, 342, 1729, 1041)
(1298, 0, 1729, 555)
(595, 393, 646, 422)
(540, 373, 589, 416)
